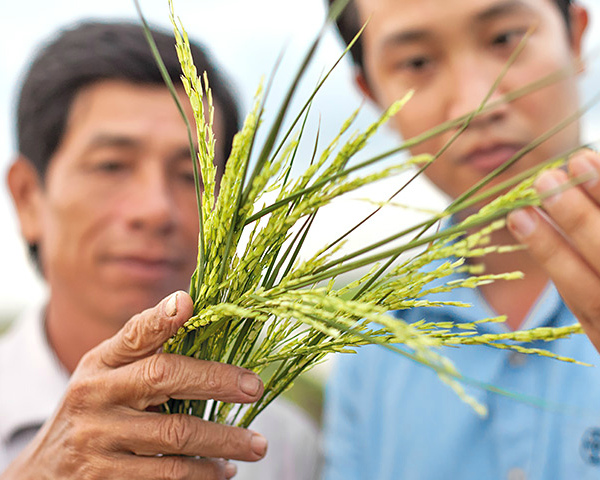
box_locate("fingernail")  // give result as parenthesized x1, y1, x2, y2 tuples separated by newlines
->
(225, 462, 238, 479)
(165, 292, 178, 317)
(534, 172, 563, 205)
(570, 154, 599, 188)
(507, 209, 537, 239)
(250, 433, 268, 457)
(240, 373, 261, 396)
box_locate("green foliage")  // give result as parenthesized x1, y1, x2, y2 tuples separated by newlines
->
(136, 0, 592, 424)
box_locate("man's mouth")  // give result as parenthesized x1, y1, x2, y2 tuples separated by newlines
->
(103, 255, 183, 282)
(460, 144, 523, 174)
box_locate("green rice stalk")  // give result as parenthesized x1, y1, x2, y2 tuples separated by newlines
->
(135, 1, 599, 422)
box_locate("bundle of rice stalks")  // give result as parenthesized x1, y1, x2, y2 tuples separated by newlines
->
(135, 0, 594, 423)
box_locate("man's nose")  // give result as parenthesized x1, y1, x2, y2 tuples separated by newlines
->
(445, 54, 509, 128)
(126, 167, 177, 235)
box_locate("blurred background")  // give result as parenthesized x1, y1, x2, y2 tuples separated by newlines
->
(1, 0, 599, 326)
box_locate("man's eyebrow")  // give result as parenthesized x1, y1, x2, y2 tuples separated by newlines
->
(84, 135, 197, 162)
(85, 134, 140, 150)
(380, 29, 431, 50)
(475, 0, 535, 23)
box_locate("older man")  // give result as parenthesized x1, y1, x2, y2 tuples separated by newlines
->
(1, 21, 319, 480)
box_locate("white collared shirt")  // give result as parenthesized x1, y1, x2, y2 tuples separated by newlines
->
(0, 305, 322, 479)
(0, 302, 68, 466)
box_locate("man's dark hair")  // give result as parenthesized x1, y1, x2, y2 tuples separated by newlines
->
(330, 0, 574, 72)
(17, 21, 241, 268)
(17, 21, 240, 179)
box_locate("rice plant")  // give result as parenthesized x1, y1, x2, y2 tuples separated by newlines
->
(135, 0, 595, 423)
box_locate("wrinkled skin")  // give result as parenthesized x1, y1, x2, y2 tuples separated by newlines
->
(1, 292, 268, 480)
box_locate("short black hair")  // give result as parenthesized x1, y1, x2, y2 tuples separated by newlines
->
(16, 21, 241, 269)
(17, 21, 240, 179)
(329, 0, 574, 72)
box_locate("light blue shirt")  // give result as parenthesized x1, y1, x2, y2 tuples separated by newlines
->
(323, 261, 600, 480)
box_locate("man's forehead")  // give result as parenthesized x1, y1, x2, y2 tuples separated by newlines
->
(354, 0, 548, 31)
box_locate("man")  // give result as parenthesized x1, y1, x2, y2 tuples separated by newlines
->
(324, 0, 600, 478)
(0, 22, 319, 479)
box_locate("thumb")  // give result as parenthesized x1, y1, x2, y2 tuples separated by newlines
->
(95, 291, 193, 369)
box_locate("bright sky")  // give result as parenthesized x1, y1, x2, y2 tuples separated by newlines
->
(1, 0, 599, 314)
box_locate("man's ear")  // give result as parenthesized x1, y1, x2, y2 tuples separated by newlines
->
(354, 69, 377, 103)
(7, 156, 44, 246)
(569, 4, 589, 63)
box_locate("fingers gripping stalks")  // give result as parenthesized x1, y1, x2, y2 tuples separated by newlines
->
(508, 149, 600, 350)
(2, 292, 266, 480)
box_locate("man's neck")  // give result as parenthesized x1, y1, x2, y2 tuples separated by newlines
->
(44, 295, 121, 373)
(473, 226, 550, 330)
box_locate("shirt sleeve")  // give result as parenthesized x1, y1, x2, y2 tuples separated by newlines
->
(321, 354, 365, 480)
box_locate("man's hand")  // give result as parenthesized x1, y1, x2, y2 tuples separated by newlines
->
(2, 291, 267, 480)
(507, 149, 600, 350)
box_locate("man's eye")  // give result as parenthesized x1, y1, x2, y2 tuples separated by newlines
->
(492, 29, 527, 47)
(399, 56, 432, 72)
(95, 160, 127, 172)
(178, 171, 196, 183)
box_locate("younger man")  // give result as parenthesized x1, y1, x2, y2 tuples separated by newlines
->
(325, 0, 600, 478)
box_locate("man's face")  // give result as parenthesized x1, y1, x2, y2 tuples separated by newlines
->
(21, 80, 221, 326)
(355, 0, 588, 199)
